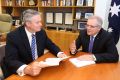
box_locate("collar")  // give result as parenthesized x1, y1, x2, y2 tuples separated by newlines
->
(93, 33, 97, 38)
(25, 27, 35, 37)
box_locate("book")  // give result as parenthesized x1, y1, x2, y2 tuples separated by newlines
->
(76, 0, 84, 6)
(71, 0, 74, 6)
(66, 0, 71, 6)
(53, 0, 56, 6)
(56, 0, 60, 6)
(60, 0, 63, 6)
(63, 0, 66, 6)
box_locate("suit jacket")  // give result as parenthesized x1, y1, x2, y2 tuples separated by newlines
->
(1, 26, 61, 78)
(75, 28, 119, 63)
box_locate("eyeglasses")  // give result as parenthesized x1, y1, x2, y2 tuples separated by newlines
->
(85, 24, 98, 28)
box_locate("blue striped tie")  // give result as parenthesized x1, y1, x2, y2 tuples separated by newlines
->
(31, 34, 36, 60)
(88, 36, 94, 53)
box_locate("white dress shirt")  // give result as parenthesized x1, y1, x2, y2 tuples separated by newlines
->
(25, 27, 38, 59)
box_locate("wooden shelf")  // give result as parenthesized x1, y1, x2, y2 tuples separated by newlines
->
(1, 6, 13, 7)
(73, 6, 94, 8)
(0, 0, 95, 31)
(40, 6, 74, 8)
(12, 6, 38, 8)
(73, 19, 87, 21)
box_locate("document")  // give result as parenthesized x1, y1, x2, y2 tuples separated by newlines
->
(55, 13, 63, 24)
(69, 58, 95, 68)
(46, 12, 54, 23)
(40, 56, 70, 66)
(65, 13, 73, 24)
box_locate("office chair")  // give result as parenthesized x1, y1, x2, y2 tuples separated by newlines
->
(0, 14, 12, 80)
(0, 14, 12, 33)
(0, 45, 5, 80)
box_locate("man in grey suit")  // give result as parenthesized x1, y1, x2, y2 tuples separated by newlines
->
(70, 16, 119, 63)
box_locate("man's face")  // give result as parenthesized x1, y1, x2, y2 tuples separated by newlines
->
(86, 19, 101, 36)
(26, 15, 42, 33)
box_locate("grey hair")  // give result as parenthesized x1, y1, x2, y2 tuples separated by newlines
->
(88, 16, 103, 27)
(22, 9, 40, 24)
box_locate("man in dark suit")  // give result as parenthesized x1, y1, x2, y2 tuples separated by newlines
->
(70, 16, 119, 63)
(1, 9, 67, 78)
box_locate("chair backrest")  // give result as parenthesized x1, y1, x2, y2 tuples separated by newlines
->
(0, 14, 12, 33)
(0, 45, 5, 79)
(0, 45, 5, 64)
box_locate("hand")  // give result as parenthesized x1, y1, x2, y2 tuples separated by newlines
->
(70, 40, 76, 54)
(77, 54, 94, 61)
(38, 61, 51, 68)
(24, 61, 42, 76)
(57, 52, 67, 58)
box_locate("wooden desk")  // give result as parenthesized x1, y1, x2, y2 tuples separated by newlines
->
(46, 30, 79, 51)
(5, 52, 120, 80)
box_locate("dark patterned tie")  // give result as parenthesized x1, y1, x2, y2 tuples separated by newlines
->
(88, 36, 94, 53)
(31, 34, 36, 60)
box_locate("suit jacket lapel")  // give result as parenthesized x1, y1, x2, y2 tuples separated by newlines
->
(36, 32, 40, 56)
(93, 29, 103, 52)
(84, 31, 90, 52)
(20, 26, 32, 56)
(36, 31, 44, 57)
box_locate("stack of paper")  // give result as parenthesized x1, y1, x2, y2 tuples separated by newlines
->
(69, 58, 95, 68)
(40, 56, 70, 66)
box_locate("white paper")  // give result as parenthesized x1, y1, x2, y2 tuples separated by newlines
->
(69, 58, 95, 68)
(65, 13, 73, 24)
(39, 56, 70, 66)
(46, 13, 53, 23)
(55, 13, 63, 24)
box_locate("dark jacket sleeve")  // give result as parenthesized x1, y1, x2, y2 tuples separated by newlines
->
(43, 30, 61, 56)
(94, 33, 119, 63)
(76, 32, 82, 50)
(5, 33, 24, 73)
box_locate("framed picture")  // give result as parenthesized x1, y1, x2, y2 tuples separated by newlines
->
(65, 13, 73, 24)
(86, 0, 93, 6)
(15, 20, 20, 26)
(55, 13, 63, 24)
(85, 13, 93, 19)
(46, 12, 54, 23)
(78, 22, 86, 30)
(75, 12, 81, 19)
(76, 0, 84, 6)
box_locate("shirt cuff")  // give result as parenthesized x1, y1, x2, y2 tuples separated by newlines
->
(16, 64, 28, 76)
(70, 49, 77, 55)
(57, 52, 64, 57)
(92, 55, 96, 61)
